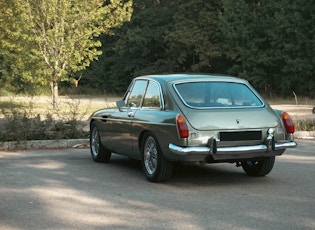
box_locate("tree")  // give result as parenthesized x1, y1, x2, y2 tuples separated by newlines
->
(218, 0, 315, 97)
(79, 0, 314, 97)
(82, 0, 177, 93)
(165, 0, 223, 73)
(0, 0, 133, 108)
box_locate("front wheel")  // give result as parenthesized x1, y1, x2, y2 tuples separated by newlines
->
(90, 122, 111, 163)
(141, 132, 173, 182)
(241, 156, 275, 177)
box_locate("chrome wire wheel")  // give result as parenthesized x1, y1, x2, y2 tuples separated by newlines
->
(89, 122, 111, 163)
(141, 132, 173, 182)
(144, 136, 158, 175)
(91, 126, 100, 158)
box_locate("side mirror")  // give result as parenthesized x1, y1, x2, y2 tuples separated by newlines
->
(116, 100, 126, 111)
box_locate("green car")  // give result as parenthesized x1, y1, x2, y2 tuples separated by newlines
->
(90, 74, 297, 182)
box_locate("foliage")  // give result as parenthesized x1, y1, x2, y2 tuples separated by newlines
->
(0, 0, 133, 106)
(0, 97, 90, 142)
(82, 0, 177, 92)
(218, 0, 315, 96)
(295, 119, 315, 132)
(165, 0, 223, 72)
(82, 0, 314, 97)
(0, 99, 48, 141)
(0, 0, 314, 97)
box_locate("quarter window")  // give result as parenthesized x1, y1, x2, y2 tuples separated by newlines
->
(143, 82, 161, 108)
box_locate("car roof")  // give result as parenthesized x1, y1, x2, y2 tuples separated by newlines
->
(135, 73, 248, 85)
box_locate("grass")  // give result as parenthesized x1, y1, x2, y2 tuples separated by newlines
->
(0, 95, 118, 119)
(0, 95, 120, 142)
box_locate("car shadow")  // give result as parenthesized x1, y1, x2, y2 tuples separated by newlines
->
(108, 154, 271, 186)
(169, 162, 262, 186)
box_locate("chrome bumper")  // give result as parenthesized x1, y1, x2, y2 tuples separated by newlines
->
(168, 139, 297, 161)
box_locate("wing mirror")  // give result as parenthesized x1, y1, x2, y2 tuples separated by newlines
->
(116, 100, 126, 111)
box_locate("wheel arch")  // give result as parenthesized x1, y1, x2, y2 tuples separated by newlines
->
(90, 119, 96, 128)
(138, 129, 171, 153)
(138, 130, 150, 152)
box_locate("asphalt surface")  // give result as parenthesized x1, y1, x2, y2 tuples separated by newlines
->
(0, 140, 314, 230)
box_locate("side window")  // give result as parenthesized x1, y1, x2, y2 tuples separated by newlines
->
(143, 81, 161, 108)
(127, 80, 147, 107)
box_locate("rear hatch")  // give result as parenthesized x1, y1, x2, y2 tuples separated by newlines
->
(171, 78, 280, 144)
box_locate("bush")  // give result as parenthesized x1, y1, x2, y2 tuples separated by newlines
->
(295, 119, 315, 132)
(0, 97, 89, 142)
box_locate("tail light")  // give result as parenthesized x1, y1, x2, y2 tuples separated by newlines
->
(282, 111, 295, 134)
(176, 114, 189, 138)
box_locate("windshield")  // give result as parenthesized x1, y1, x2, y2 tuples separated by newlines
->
(174, 81, 264, 108)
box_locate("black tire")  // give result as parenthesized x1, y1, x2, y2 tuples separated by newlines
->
(90, 122, 111, 163)
(141, 132, 173, 182)
(241, 156, 275, 177)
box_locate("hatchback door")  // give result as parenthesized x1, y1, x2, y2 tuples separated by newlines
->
(173, 81, 278, 129)
(173, 81, 281, 146)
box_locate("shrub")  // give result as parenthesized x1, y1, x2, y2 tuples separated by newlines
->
(0, 96, 89, 142)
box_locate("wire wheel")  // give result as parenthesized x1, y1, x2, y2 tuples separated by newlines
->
(143, 136, 158, 175)
(90, 126, 100, 158)
(141, 132, 173, 182)
(90, 122, 111, 163)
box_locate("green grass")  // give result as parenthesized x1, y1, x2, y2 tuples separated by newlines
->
(0, 95, 119, 141)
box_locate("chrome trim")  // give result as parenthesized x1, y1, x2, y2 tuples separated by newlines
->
(168, 144, 210, 155)
(216, 145, 267, 154)
(169, 140, 297, 156)
(274, 141, 297, 150)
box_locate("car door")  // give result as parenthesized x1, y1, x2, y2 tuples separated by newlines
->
(130, 80, 165, 156)
(108, 79, 148, 156)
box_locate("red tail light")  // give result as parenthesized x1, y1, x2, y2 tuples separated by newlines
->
(282, 111, 295, 134)
(176, 114, 189, 138)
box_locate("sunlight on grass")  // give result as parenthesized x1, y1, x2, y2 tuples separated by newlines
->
(0, 96, 118, 120)
(0, 96, 120, 141)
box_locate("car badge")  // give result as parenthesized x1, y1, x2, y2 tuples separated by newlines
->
(236, 118, 241, 124)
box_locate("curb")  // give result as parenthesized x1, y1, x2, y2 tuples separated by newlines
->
(0, 139, 89, 151)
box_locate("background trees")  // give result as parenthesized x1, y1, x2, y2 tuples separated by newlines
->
(0, 0, 132, 107)
(1, 0, 314, 98)
(218, 0, 315, 97)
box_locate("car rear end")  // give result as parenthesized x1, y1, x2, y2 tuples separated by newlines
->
(166, 75, 296, 162)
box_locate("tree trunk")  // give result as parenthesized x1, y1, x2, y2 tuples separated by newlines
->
(51, 81, 59, 109)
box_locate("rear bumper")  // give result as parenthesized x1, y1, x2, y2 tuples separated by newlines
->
(168, 139, 297, 161)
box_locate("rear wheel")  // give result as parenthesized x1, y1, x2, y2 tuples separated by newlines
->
(141, 132, 173, 182)
(90, 122, 111, 163)
(241, 156, 275, 177)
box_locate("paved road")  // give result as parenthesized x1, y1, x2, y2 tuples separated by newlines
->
(0, 140, 314, 230)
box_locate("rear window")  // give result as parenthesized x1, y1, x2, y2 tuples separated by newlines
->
(174, 82, 263, 108)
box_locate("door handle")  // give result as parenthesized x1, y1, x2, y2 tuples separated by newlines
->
(101, 115, 108, 122)
(127, 111, 135, 117)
